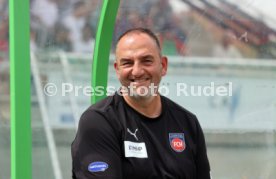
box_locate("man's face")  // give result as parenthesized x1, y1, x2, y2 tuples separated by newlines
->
(114, 32, 168, 98)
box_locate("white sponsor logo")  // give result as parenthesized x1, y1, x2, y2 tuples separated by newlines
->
(124, 141, 148, 158)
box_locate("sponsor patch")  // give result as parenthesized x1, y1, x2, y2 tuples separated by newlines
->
(88, 161, 108, 173)
(124, 141, 148, 158)
(169, 133, 185, 152)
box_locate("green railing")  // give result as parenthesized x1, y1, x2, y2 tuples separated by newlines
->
(9, 1, 31, 179)
(9, 0, 120, 178)
(91, 0, 120, 104)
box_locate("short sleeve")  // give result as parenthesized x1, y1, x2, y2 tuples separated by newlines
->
(71, 109, 122, 179)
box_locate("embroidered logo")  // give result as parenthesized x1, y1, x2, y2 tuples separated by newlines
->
(169, 133, 185, 152)
(127, 128, 139, 141)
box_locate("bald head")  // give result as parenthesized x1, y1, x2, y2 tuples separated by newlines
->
(116, 28, 162, 57)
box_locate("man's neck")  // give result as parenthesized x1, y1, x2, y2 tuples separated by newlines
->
(123, 95, 162, 118)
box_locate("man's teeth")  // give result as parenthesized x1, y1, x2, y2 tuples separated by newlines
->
(134, 80, 144, 82)
(132, 79, 148, 82)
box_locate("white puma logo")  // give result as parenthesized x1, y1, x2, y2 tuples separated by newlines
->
(127, 128, 139, 141)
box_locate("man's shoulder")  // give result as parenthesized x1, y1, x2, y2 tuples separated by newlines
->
(78, 94, 123, 129)
(162, 96, 203, 135)
(87, 93, 121, 111)
(161, 95, 196, 119)
(80, 93, 123, 121)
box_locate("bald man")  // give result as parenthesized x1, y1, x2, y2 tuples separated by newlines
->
(72, 28, 211, 179)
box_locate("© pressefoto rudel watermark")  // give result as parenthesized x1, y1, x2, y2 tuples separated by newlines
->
(43, 82, 233, 97)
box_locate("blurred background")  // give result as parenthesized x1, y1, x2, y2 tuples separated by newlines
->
(1, 0, 276, 178)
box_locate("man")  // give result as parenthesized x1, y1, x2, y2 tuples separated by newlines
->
(71, 28, 211, 179)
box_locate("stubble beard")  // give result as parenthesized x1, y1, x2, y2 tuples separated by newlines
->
(121, 82, 160, 100)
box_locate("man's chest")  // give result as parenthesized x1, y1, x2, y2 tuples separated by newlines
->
(118, 112, 197, 179)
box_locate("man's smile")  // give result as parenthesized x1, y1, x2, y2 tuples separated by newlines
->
(130, 78, 150, 86)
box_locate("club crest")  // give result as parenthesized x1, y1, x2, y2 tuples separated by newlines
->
(169, 133, 185, 152)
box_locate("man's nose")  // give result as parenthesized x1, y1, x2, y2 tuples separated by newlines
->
(132, 63, 144, 77)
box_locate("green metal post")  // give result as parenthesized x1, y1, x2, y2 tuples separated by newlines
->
(91, 0, 120, 104)
(9, 0, 31, 179)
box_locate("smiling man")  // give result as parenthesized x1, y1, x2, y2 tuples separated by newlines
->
(71, 28, 211, 179)
(114, 28, 168, 117)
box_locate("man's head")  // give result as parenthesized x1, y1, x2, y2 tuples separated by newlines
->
(114, 28, 168, 99)
(116, 28, 162, 55)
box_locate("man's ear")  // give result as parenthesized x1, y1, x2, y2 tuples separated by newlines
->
(114, 61, 120, 77)
(114, 61, 118, 70)
(161, 56, 168, 76)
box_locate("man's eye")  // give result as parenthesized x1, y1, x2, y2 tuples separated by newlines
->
(122, 62, 132, 66)
(144, 59, 153, 64)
